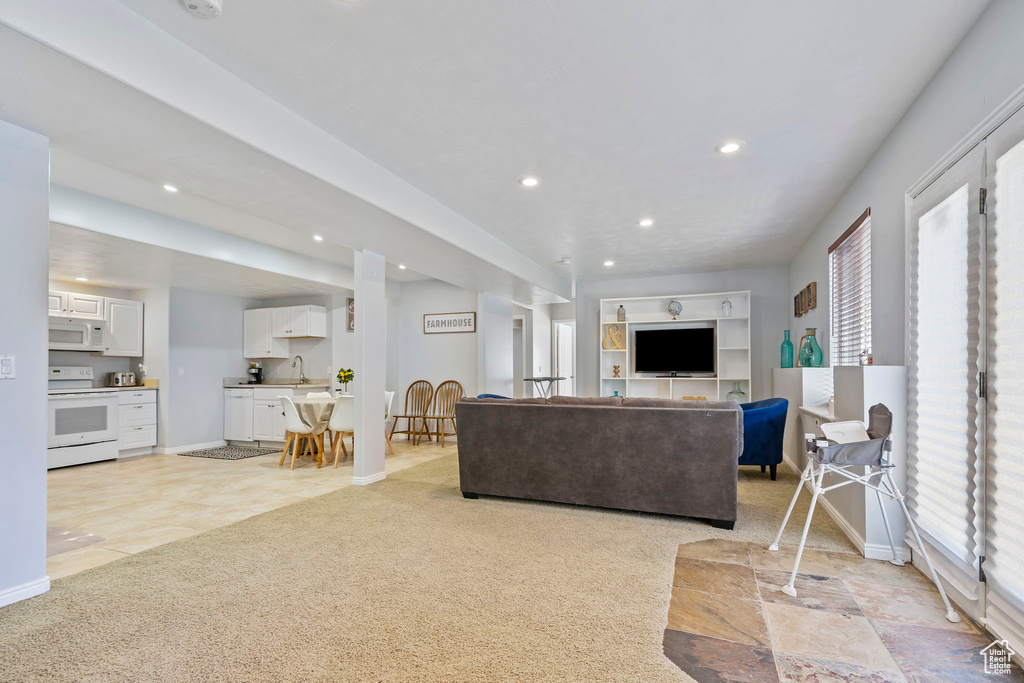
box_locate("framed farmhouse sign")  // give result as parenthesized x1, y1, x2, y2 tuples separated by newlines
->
(423, 311, 476, 334)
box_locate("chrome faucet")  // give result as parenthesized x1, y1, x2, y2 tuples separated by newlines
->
(291, 355, 307, 384)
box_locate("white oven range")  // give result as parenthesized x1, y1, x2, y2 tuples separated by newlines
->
(47, 366, 119, 469)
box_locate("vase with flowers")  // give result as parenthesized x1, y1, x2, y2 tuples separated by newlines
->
(336, 368, 354, 395)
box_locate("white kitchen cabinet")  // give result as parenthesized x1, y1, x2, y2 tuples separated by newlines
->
(243, 308, 288, 359)
(272, 305, 326, 339)
(48, 291, 67, 316)
(66, 292, 105, 319)
(118, 389, 157, 455)
(103, 297, 143, 357)
(224, 388, 254, 441)
(253, 388, 290, 442)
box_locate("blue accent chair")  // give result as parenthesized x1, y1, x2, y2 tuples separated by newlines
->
(476, 393, 510, 399)
(738, 398, 789, 480)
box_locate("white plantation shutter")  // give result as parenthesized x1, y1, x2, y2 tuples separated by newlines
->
(986, 110, 1024, 630)
(907, 143, 985, 595)
(829, 210, 872, 366)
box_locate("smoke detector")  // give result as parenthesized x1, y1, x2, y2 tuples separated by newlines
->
(183, 0, 222, 19)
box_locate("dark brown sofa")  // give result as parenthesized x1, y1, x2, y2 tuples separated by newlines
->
(454, 396, 743, 528)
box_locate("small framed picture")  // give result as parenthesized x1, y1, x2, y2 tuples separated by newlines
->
(794, 294, 802, 317)
(799, 289, 808, 315)
(806, 282, 817, 310)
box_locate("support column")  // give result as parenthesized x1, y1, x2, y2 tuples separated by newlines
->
(352, 250, 387, 485)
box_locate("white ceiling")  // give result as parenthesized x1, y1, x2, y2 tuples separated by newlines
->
(49, 223, 345, 298)
(109, 0, 988, 279)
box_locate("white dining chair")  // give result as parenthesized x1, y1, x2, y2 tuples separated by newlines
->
(306, 391, 332, 398)
(279, 395, 321, 470)
(328, 398, 355, 468)
(384, 391, 395, 456)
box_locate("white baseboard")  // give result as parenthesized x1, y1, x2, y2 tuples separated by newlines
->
(153, 440, 227, 455)
(779, 454, 911, 562)
(352, 472, 386, 486)
(0, 576, 50, 608)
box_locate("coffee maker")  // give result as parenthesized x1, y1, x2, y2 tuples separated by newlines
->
(247, 363, 264, 384)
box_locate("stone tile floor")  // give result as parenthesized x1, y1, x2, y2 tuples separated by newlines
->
(664, 539, 1023, 682)
(46, 436, 452, 579)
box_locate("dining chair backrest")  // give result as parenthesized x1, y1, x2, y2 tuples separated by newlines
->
(279, 396, 313, 435)
(327, 397, 355, 433)
(384, 391, 395, 421)
(432, 380, 464, 417)
(306, 391, 332, 398)
(404, 380, 433, 416)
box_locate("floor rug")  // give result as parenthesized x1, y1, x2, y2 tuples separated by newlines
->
(176, 445, 280, 460)
(0, 455, 852, 681)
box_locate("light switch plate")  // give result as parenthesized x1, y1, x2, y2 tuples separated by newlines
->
(0, 354, 15, 379)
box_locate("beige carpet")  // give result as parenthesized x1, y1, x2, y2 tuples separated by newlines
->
(0, 455, 852, 682)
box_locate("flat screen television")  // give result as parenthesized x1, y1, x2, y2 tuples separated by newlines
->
(634, 328, 715, 376)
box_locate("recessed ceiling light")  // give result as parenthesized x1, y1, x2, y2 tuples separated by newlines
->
(163, 184, 178, 192)
(519, 177, 539, 187)
(75, 277, 89, 282)
(715, 141, 745, 154)
(398, 264, 407, 270)
(638, 218, 654, 227)
(604, 260, 615, 267)
(313, 235, 324, 241)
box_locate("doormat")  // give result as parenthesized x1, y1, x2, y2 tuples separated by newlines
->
(177, 446, 280, 461)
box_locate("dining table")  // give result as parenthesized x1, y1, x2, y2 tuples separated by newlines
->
(291, 394, 352, 432)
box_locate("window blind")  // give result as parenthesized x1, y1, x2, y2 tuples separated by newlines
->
(907, 143, 985, 592)
(987, 121, 1024, 616)
(829, 210, 871, 366)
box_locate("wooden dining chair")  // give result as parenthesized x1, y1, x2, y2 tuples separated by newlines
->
(384, 390, 396, 456)
(417, 380, 464, 447)
(389, 381, 433, 442)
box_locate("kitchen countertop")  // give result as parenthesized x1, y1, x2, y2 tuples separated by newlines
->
(223, 377, 330, 389)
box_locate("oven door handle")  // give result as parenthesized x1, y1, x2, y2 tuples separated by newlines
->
(48, 393, 117, 401)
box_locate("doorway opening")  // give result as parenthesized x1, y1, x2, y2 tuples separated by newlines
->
(551, 319, 576, 397)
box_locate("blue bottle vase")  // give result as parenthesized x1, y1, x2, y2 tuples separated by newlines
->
(781, 330, 794, 368)
(798, 328, 824, 368)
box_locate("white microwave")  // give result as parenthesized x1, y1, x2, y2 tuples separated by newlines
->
(49, 318, 107, 351)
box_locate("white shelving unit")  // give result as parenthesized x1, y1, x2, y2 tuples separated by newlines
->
(599, 291, 752, 401)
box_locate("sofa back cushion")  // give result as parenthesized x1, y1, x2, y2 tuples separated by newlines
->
(460, 396, 549, 405)
(548, 395, 623, 407)
(621, 397, 732, 409)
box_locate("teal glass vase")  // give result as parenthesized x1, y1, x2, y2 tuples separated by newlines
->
(780, 330, 794, 368)
(798, 328, 824, 368)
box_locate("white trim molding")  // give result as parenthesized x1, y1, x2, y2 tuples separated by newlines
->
(0, 577, 50, 608)
(351, 472, 386, 486)
(152, 440, 227, 455)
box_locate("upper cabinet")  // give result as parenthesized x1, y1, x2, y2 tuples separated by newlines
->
(244, 308, 288, 359)
(66, 292, 105, 319)
(271, 305, 327, 339)
(49, 291, 104, 319)
(103, 298, 143, 357)
(48, 291, 66, 316)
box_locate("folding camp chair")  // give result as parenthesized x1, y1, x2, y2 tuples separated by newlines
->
(769, 403, 960, 623)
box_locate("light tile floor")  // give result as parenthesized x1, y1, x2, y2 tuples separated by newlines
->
(46, 437, 452, 579)
(664, 540, 1023, 681)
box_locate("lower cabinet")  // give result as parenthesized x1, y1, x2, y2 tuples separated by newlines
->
(118, 389, 157, 454)
(227, 388, 291, 443)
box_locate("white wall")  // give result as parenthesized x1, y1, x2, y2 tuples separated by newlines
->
(531, 303, 553, 382)
(476, 292, 514, 397)
(789, 0, 1024, 365)
(395, 280, 479, 399)
(167, 288, 258, 449)
(575, 267, 790, 399)
(0, 119, 49, 606)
